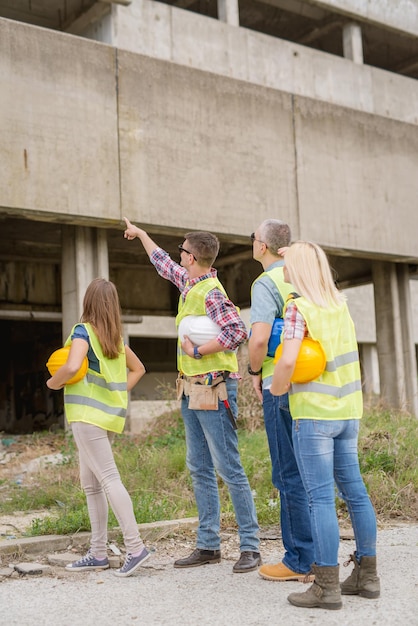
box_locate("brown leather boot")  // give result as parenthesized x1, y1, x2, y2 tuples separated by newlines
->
(341, 553, 380, 598)
(287, 564, 342, 610)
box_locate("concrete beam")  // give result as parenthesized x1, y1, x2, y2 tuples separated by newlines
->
(258, 0, 326, 20)
(306, 0, 418, 38)
(0, 311, 62, 321)
(395, 57, 418, 75)
(127, 316, 177, 338)
(65, 2, 111, 35)
(0, 310, 142, 323)
(298, 18, 342, 45)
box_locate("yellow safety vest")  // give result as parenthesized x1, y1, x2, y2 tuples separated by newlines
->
(176, 278, 239, 376)
(250, 266, 293, 380)
(64, 323, 128, 434)
(287, 297, 363, 420)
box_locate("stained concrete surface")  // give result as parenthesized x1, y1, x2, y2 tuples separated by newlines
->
(0, 521, 417, 625)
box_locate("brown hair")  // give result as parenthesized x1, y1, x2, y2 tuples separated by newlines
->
(80, 278, 124, 359)
(184, 231, 220, 266)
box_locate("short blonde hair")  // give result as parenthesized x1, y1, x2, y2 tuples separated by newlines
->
(284, 241, 345, 308)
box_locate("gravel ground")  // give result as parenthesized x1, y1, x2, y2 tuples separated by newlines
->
(0, 521, 417, 625)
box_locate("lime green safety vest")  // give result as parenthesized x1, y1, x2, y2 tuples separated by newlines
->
(176, 278, 239, 376)
(251, 266, 294, 380)
(64, 323, 128, 434)
(287, 297, 363, 421)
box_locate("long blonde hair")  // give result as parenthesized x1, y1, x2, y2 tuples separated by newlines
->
(80, 278, 124, 359)
(284, 241, 346, 308)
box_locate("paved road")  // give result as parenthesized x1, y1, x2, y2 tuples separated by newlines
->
(0, 523, 417, 625)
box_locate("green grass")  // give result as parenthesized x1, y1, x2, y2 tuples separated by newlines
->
(1, 404, 417, 537)
(356, 408, 418, 519)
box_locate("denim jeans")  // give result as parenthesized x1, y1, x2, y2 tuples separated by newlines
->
(181, 378, 259, 552)
(262, 389, 314, 573)
(292, 418, 377, 567)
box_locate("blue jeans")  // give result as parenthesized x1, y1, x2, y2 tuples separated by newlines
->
(292, 418, 377, 567)
(262, 389, 314, 573)
(181, 378, 259, 552)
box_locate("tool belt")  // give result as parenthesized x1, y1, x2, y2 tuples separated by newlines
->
(176, 372, 229, 410)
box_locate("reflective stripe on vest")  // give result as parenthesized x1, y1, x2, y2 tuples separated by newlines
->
(288, 297, 363, 420)
(64, 323, 128, 434)
(176, 277, 238, 376)
(250, 266, 294, 380)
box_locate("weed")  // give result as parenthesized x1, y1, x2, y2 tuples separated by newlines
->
(1, 406, 417, 536)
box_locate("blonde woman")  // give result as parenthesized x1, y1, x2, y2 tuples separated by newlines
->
(47, 278, 149, 578)
(272, 242, 380, 610)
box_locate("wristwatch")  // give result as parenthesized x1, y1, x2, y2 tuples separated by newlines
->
(247, 363, 262, 375)
(193, 346, 203, 360)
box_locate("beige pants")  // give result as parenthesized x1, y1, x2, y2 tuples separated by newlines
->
(71, 422, 144, 558)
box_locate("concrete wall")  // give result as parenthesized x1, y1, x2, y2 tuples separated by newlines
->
(1, 15, 418, 262)
(113, 0, 418, 124)
(294, 98, 418, 257)
(1, 21, 120, 219)
(117, 53, 297, 236)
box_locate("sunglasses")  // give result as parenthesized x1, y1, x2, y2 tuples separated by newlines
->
(250, 232, 265, 244)
(178, 244, 197, 261)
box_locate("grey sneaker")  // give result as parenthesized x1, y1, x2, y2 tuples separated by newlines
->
(66, 550, 109, 571)
(113, 547, 150, 578)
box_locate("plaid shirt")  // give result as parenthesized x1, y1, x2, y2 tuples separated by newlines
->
(283, 300, 307, 340)
(151, 248, 248, 351)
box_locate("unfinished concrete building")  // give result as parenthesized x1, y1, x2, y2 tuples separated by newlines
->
(0, 0, 417, 432)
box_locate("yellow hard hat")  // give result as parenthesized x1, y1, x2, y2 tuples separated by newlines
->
(46, 346, 88, 385)
(274, 337, 326, 383)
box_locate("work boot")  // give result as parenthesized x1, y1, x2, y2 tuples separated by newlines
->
(341, 553, 380, 599)
(287, 564, 342, 610)
(233, 551, 261, 573)
(173, 548, 221, 568)
(258, 561, 314, 582)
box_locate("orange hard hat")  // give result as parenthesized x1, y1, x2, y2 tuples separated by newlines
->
(46, 346, 88, 385)
(274, 337, 326, 383)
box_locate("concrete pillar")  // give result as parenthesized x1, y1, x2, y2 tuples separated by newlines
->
(372, 261, 418, 416)
(60, 225, 111, 429)
(217, 0, 239, 27)
(342, 22, 364, 64)
(397, 263, 418, 416)
(360, 343, 380, 395)
(61, 225, 109, 342)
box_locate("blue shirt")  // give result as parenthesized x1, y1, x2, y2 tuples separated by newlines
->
(250, 260, 286, 389)
(250, 260, 286, 326)
(71, 324, 100, 373)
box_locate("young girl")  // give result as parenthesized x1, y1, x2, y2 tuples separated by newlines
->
(47, 278, 149, 578)
(271, 241, 380, 610)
